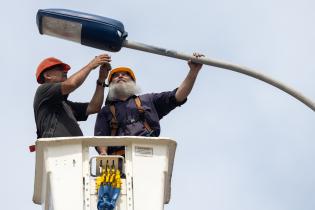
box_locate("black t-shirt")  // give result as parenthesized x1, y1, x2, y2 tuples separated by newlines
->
(33, 83, 89, 138)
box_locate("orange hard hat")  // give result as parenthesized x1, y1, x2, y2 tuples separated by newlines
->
(36, 57, 71, 84)
(108, 67, 136, 83)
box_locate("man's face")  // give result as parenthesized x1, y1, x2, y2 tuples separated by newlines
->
(44, 67, 68, 83)
(108, 77, 139, 101)
(111, 71, 132, 84)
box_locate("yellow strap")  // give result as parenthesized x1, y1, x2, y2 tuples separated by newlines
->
(134, 97, 144, 112)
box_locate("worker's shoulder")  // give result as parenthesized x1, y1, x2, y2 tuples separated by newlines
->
(138, 93, 156, 101)
(36, 82, 61, 93)
(34, 82, 62, 102)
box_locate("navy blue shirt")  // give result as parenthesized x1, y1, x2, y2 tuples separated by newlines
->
(34, 83, 89, 138)
(94, 88, 186, 137)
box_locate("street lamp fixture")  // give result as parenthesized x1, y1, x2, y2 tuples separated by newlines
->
(37, 9, 127, 52)
(36, 9, 315, 111)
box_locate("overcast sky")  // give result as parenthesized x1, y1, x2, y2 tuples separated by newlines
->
(1, 1, 314, 210)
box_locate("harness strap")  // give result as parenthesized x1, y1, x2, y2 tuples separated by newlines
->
(134, 97, 153, 133)
(109, 96, 153, 136)
(109, 105, 119, 136)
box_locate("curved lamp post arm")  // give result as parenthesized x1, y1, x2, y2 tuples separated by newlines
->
(123, 40, 315, 111)
(36, 9, 315, 111)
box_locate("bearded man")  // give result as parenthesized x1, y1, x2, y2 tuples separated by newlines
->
(94, 53, 203, 155)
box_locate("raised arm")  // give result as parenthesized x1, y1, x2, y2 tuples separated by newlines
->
(61, 54, 111, 95)
(86, 63, 111, 115)
(175, 53, 204, 102)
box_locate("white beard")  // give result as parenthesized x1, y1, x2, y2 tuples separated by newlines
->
(107, 80, 141, 101)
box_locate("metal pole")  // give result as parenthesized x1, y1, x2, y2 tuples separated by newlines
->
(123, 40, 315, 112)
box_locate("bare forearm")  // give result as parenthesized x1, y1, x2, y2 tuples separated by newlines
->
(87, 83, 105, 114)
(61, 54, 111, 95)
(87, 62, 111, 115)
(61, 64, 93, 95)
(175, 69, 200, 102)
(176, 52, 203, 102)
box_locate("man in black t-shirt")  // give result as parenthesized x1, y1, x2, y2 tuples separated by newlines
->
(33, 54, 111, 138)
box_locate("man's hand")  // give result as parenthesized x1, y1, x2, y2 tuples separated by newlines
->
(99, 62, 112, 81)
(88, 54, 111, 70)
(175, 52, 204, 102)
(86, 55, 111, 115)
(61, 53, 111, 96)
(188, 53, 204, 72)
(97, 146, 108, 155)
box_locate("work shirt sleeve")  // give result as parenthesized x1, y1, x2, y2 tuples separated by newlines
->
(67, 101, 89, 121)
(36, 83, 64, 103)
(152, 88, 187, 119)
(94, 107, 110, 136)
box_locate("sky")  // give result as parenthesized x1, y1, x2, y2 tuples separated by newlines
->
(1, 0, 314, 210)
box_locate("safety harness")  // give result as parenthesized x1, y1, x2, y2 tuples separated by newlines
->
(109, 96, 153, 136)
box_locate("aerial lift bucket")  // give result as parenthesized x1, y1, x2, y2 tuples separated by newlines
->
(32, 136, 176, 210)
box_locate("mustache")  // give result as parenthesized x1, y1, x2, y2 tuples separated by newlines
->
(108, 81, 140, 100)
